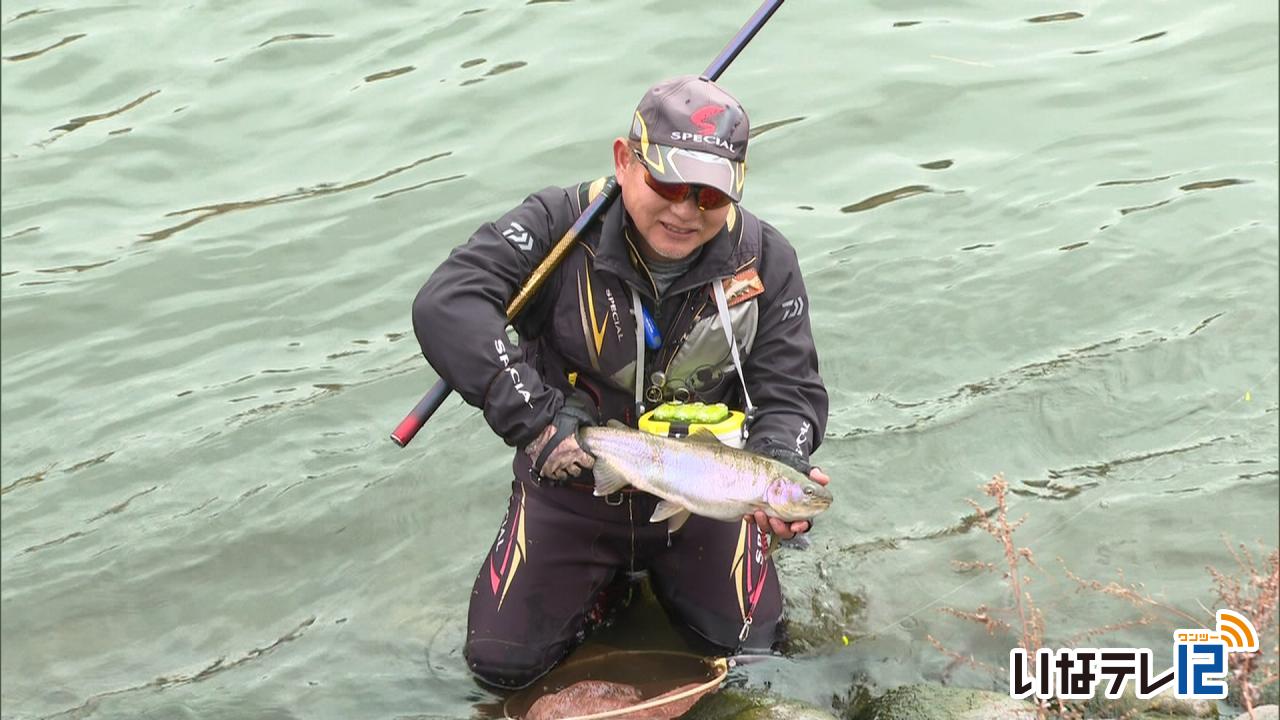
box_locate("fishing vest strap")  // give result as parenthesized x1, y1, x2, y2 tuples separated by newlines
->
(712, 279, 755, 436)
(631, 287, 646, 418)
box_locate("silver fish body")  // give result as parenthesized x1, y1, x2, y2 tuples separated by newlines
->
(578, 424, 832, 532)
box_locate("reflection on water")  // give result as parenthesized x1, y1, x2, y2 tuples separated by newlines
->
(139, 152, 452, 242)
(257, 33, 334, 48)
(1026, 11, 1084, 24)
(1, 0, 1276, 718)
(3, 32, 85, 61)
(49, 90, 162, 136)
(840, 185, 933, 214)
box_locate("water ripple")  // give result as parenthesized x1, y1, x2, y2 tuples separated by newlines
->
(834, 327, 1209, 440)
(1049, 436, 1223, 480)
(39, 617, 318, 720)
(1, 451, 114, 497)
(6, 8, 54, 23)
(1097, 174, 1175, 187)
(138, 152, 452, 242)
(256, 33, 333, 48)
(85, 486, 157, 524)
(35, 259, 117, 274)
(47, 89, 162, 137)
(1108, 177, 1252, 224)
(3, 32, 85, 62)
(22, 530, 94, 555)
(373, 173, 467, 200)
(840, 185, 934, 214)
(485, 60, 526, 76)
(363, 65, 414, 83)
(1026, 11, 1084, 24)
(0, 1, 1274, 716)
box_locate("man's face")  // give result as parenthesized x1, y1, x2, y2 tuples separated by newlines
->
(613, 138, 732, 262)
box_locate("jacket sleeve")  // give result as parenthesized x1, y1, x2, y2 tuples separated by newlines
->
(412, 187, 572, 448)
(741, 222, 829, 464)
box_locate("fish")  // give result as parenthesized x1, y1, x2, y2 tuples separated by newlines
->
(577, 421, 833, 533)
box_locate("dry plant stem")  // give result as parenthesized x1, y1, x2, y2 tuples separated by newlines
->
(1066, 618, 1151, 646)
(938, 605, 1009, 636)
(927, 634, 1000, 678)
(952, 560, 998, 573)
(1059, 563, 1201, 626)
(969, 474, 1044, 656)
(1208, 542, 1280, 716)
(934, 473, 1277, 720)
(935, 475, 1046, 687)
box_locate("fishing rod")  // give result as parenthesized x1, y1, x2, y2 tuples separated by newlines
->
(391, 0, 787, 448)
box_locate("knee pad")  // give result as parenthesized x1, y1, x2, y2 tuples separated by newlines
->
(464, 638, 560, 690)
(680, 610, 781, 654)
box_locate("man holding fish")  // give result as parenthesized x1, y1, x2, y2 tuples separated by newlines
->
(412, 75, 831, 690)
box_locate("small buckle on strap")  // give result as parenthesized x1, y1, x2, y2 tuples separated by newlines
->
(605, 492, 625, 506)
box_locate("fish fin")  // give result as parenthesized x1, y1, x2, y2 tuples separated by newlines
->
(605, 419, 628, 429)
(592, 461, 631, 496)
(667, 508, 692, 534)
(683, 426, 723, 444)
(649, 500, 687, 522)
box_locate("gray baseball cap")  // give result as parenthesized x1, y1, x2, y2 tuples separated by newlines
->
(628, 75, 750, 202)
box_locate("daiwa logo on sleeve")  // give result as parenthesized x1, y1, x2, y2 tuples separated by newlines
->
(1009, 609, 1260, 701)
(794, 421, 811, 454)
(502, 221, 533, 251)
(780, 296, 805, 321)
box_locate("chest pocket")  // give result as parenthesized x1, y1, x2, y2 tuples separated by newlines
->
(657, 298, 759, 403)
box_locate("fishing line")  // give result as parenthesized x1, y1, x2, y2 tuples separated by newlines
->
(862, 363, 1278, 640)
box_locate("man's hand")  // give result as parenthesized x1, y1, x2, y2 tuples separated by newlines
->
(745, 467, 830, 539)
(524, 423, 595, 481)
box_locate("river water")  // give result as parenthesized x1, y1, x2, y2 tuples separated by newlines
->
(2, 1, 1276, 718)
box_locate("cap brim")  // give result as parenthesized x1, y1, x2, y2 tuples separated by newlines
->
(641, 144, 745, 202)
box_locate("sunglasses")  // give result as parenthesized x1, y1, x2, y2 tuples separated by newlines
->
(631, 149, 733, 211)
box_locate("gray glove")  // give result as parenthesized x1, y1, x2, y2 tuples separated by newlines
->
(523, 398, 597, 481)
(755, 437, 813, 475)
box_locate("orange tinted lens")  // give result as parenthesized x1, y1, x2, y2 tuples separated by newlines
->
(695, 186, 731, 210)
(643, 173, 693, 203)
(635, 150, 729, 209)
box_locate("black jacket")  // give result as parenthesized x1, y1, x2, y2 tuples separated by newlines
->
(413, 178, 828, 474)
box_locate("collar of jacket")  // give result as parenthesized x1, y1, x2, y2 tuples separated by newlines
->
(589, 195, 740, 302)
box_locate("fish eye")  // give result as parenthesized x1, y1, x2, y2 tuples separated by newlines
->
(803, 487, 814, 496)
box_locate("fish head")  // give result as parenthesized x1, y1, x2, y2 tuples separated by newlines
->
(763, 473, 833, 521)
